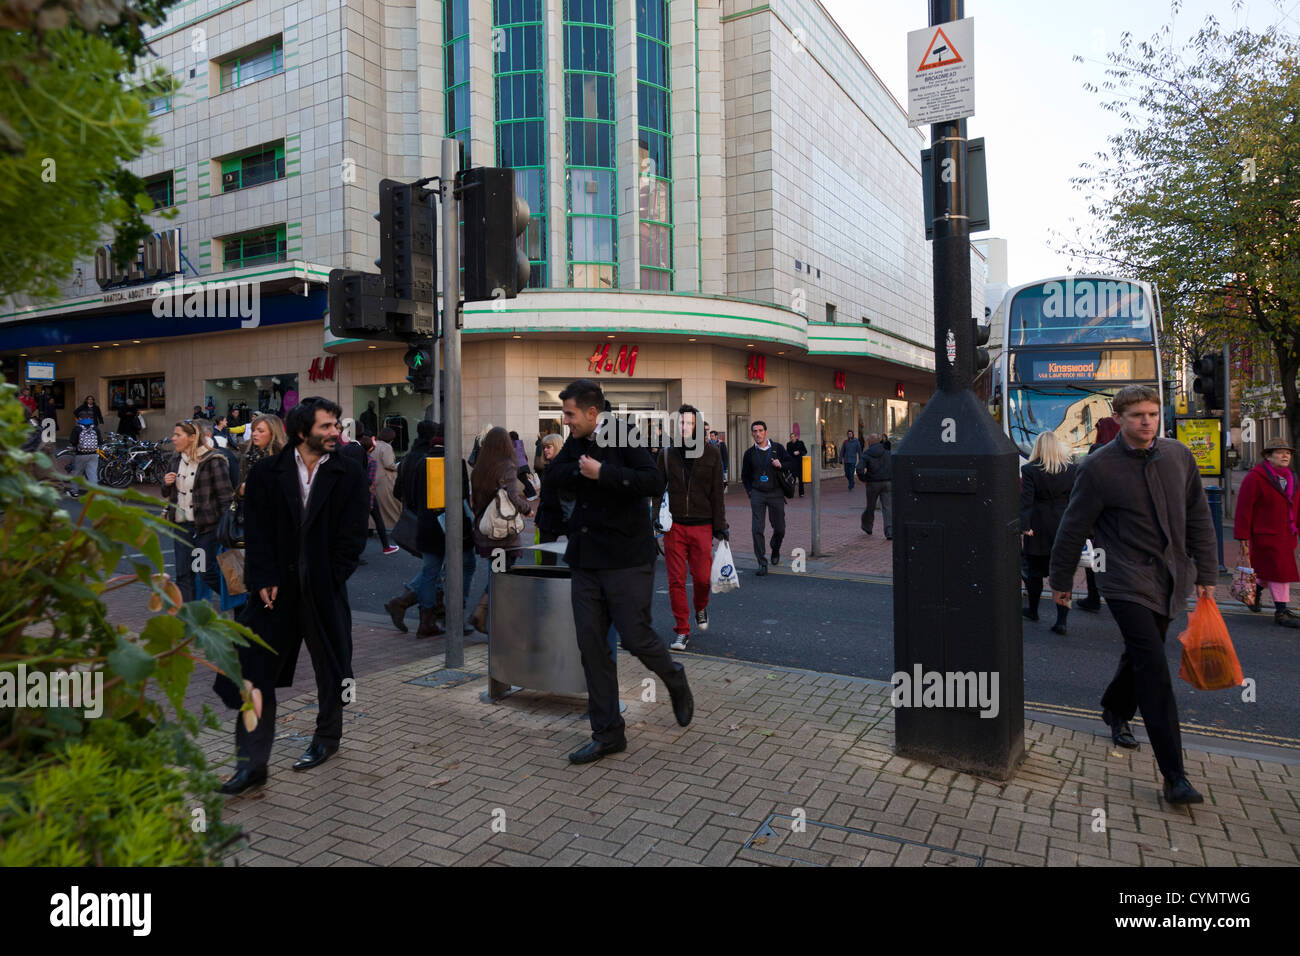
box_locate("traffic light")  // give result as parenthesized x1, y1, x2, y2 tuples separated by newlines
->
(375, 178, 436, 304)
(972, 315, 991, 372)
(404, 344, 433, 392)
(327, 269, 386, 338)
(1193, 353, 1225, 410)
(459, 166, 531, 302)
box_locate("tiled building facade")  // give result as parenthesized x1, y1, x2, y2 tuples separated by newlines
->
(1, 0, 983, 472)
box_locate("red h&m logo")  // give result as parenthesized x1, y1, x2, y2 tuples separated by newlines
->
(587, 343, 639, 376)
(746, 353, 766, 382)
(308, 356, 337, 382)
(833, 370, 846, 390)
(896, 382, 905, 399)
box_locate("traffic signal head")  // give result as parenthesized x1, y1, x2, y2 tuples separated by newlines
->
(971, 316, 991, 372)
(376, 179, 436, 303)
(403, 344, 433, 392)
(1192, 352, 1225, 410)
(459, 166, 531, 302)
(328, 269, 386, 338)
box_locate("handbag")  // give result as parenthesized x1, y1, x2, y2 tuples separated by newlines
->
(392, 507, 421, 556)
(656, 491, 673, 534)
(1229, 543, 1257, 607)
(778, 463, 797, 499)
(216, 548, 246, 595)
(216, 497, 244, 549)
(478, 486, 525, 540)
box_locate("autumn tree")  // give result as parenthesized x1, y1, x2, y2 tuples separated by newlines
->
(1063, 8, 1300, 438)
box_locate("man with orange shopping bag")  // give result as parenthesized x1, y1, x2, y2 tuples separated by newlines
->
(1049, 385, 1219, 805)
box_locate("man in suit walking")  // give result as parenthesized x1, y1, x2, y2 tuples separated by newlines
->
(225, 396, 369, 793)
(542, 379, 694, 764)
(741, 421, 792, 576)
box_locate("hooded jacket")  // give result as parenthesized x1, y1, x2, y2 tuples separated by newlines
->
(860, 441, 892, 482)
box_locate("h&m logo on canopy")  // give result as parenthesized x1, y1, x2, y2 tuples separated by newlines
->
(308, 356, 337, 382)
(588, 342, 639, 376)
(833, 370, 846, 390)
(746, 353, 766, 383)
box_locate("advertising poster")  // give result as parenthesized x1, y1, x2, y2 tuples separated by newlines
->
(1177, 418, 1221, 477)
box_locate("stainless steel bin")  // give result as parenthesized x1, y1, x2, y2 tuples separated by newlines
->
(487, 564, 588, 699)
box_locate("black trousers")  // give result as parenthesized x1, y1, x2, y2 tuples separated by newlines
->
(370, 499, 391, 548)
(234, 683, 279, 772)
(571, 562, 685, 745)
(1101, 600, 1184, 781)
(750, 490, 786, 565)
(862, 480, 892, 536)
(793, 461, 805, 496)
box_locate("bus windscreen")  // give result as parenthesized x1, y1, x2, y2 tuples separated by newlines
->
(1009, 279, 1153, 346)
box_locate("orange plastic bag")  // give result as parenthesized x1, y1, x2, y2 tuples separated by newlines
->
(1177, 594, 1244, 691)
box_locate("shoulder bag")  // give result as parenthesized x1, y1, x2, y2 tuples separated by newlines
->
(216, 496, 245, 549)
(478, 486, 526, 540)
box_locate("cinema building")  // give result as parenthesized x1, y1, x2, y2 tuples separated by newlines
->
(0, 0, 983, 475)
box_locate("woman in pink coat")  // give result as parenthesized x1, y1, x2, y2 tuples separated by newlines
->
(1234, 437, 1300, 628)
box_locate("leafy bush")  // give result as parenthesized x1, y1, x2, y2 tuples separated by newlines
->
(0, 379, 267, 865)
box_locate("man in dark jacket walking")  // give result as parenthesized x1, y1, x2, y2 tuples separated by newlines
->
(787, 432, 808, 497)
(859, 433, 892, 538)
(840, 430, 862, 490)
(543, 379, 694, 764)
(659, 404, 727, 650)
(230, 396, 368, 793)
(1049, 385, 1218, 806)
(741, 421, 792, 575)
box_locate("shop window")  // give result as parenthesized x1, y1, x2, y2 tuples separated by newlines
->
(826, 303, 837, 324)
(220, 225, 287, 271)
(218, 38, 284, 92)
(219, 141, 285, 193)
(203, 375, 299, 424)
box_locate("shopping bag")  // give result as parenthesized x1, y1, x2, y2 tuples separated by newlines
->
(1177, 594, 1244, 691)
(656, 491, 673, 534)
(710, 540, 739, 594)
(216, 548, 247, 596)
(1229, 566, 1257, 607)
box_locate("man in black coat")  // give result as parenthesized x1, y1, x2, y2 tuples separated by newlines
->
(786, 432, 808, 497)
(543, 379, 693, 764)
(224, 396, 368, 794)
(741, 420, 792, 575)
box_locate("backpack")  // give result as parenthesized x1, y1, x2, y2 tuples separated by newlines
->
(76, 426, 98, 454)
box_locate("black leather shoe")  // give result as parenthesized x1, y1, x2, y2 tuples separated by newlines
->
(1162, 776, 1204, 805)
(292, 740, 339, 771)
(219, 765, 267, 795)
(668, 677, 694, 727)
(1102, 709, 1139, 749)
(755, 564, 768, 576)
(771, 550, 780, 566)
(568, 739, 626, 764)
(1076, 597, 1102, 613)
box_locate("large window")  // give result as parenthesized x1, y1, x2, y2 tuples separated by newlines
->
(494, 0, 548, 287)
(219, 142, 285, 193)
(444, 0, 471, 169)
(1008, 279, 1153, 346)
(221, 225, 287, 270)
(563, 0, 617, 288)
(218, 39, 283, 92)
(636, 0, 672, 290)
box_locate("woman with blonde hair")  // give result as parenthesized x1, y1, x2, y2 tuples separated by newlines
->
(1019, 431, 1079, 634)
(238, 413, 287, 493)
(161, 418, 234, 602)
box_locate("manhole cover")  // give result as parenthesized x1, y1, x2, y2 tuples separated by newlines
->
(743, 813, 983, 867)
(408, 670, 485, 689)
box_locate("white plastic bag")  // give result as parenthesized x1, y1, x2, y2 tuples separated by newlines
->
(657, 491, 673, 533)
(711, 540, 739, 593)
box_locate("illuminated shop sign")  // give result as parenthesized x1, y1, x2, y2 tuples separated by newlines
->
(95, 229, 182, 289)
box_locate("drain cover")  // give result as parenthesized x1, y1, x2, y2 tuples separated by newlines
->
(409, 670, 484, 689)
(743, 813, 983, 867)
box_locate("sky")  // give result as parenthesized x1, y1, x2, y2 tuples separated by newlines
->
(819, 0, 1299, 286)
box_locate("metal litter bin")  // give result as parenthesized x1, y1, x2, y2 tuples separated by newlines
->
(485, 561, 588, 701)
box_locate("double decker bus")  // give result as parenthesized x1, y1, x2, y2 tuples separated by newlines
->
(978, 275, 1163, 461)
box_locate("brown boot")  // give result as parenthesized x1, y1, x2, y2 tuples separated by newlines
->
(416, 605, 445, 638)
(469, 593, 490, 635)
(384, 589, 419, 633)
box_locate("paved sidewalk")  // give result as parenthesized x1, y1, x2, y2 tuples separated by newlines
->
(196, 631, 1300, 867)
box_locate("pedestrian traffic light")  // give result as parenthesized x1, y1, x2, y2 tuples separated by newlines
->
(375, 178, 436, 304)
(404, 344, 433, 391)
(327, 269, 386, 338)
(459, 166, 531, 302)
(972, 315, 991, 372)
(1193, 353, 1225, 410)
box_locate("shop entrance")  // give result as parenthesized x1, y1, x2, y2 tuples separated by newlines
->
(726, 385, 750, 480)
(538, 382, 667, 459)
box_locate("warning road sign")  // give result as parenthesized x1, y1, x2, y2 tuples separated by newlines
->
(907, 17, 974, 128)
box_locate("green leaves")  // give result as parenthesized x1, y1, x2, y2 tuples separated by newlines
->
(106, 635, 155, 684)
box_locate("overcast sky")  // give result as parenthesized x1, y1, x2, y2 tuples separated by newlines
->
(819, 0, 1298, 286)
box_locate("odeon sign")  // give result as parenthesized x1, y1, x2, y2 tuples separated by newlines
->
(94, 229, 182, 289)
